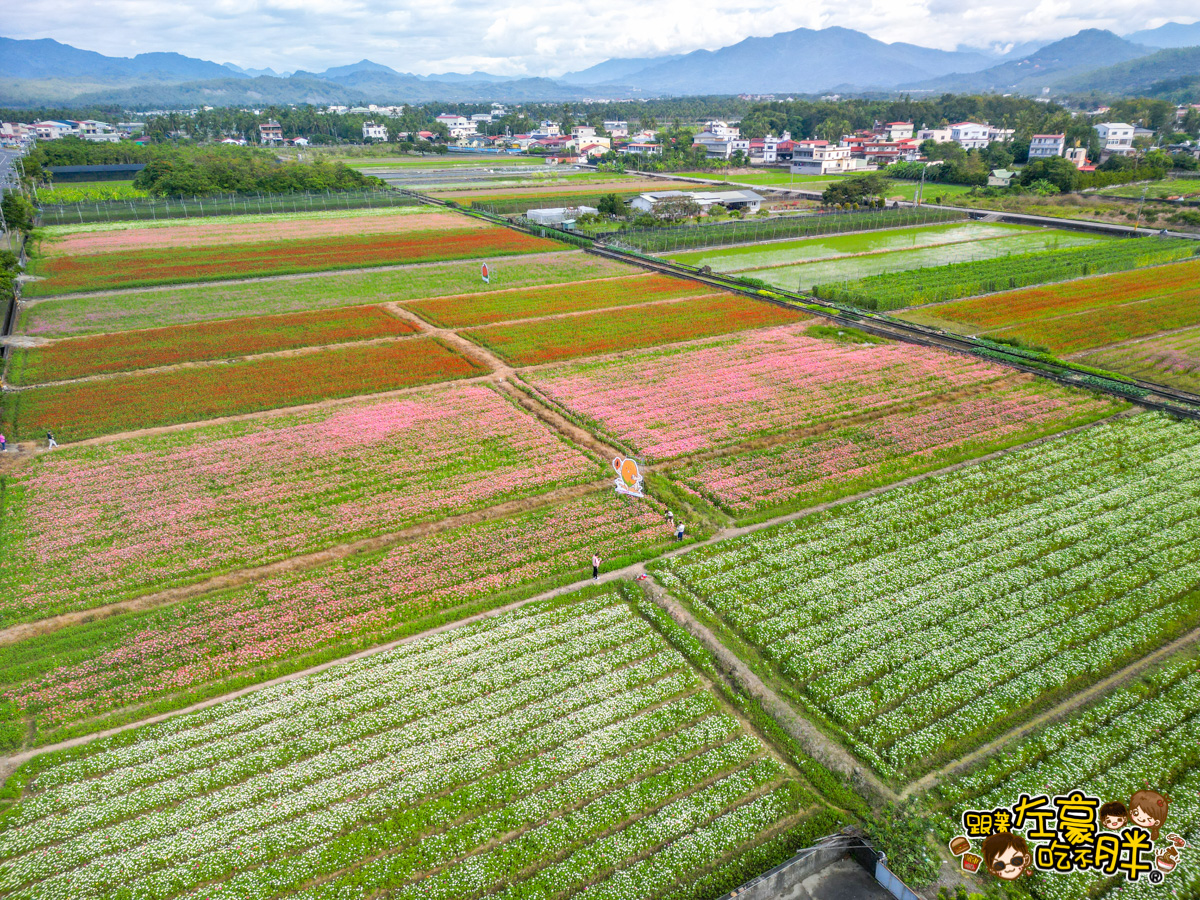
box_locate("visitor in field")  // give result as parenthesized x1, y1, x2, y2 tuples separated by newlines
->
(46, 432, 57, 450)
(0, 433, 5, 452)
(592, 553, 600, 582)
(675, 522, 686, 542)
(665, 509, 674, 525)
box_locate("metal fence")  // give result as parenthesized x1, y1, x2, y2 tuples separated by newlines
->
(38, 189, 420, 225)
(602, 206, 967, 254)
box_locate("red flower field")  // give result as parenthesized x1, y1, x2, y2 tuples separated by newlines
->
(0, 338, 483, 441)
(7, 306, 418, 385)
(27, 227, 561, 295)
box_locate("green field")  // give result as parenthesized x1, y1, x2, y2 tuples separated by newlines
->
(38, 179, 148, 204)
(1094, 178, 1200, 200)
(671, 222, 1036, 270)
(350, 155, 542, 168)
(19, 251, 631, 337)
(675, 170, 977, 200)
(738, 230, 1108, 291)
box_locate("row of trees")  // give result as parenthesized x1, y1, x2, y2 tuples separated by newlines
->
(131, 147, 385, 196)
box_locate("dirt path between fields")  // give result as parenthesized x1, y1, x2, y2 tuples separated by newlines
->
(0, 480, 608, 648)
(18, 250, 582, 304)
(383, 303, 511, 375)
(637, 572, 897, 805)
(0, 409, 1136, 784)
(899, 622, 1200, 801)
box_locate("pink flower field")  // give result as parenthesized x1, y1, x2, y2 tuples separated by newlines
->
(43, 209, 480, 257)
(0, 384, 601, 622)
(524, 324, 1044, 460)
(672, 381, 1119, 516)
(3, 492, 673, 729)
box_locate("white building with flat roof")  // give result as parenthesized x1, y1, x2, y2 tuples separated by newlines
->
(1096, 122, 1135, 155)
(362, 121, 389, 141)
(1028, 134, 1066, 159)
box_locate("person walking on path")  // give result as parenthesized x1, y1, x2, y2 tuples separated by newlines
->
(675, 522, 686, 542)
(0, 433, 5, 453)
(592, 553, 601, 582)
(46, 432, 58, 450)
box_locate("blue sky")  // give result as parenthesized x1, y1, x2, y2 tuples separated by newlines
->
(5, 0, 1198, 76)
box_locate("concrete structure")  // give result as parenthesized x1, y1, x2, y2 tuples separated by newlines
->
(692, 131, 751, 159)
(618, 142, 663, 156)
(916, 127, 951, 144)
(1066, 146, 1089, 168)
(949, 122, 991, 149)
(526, 205, 597, 226)
(631, 189, 763, 215)
(1096, 122, 1135, 156)
(436, 114, 477, 138)
(791, 140, 854, 175)
(603, 120, 628, 137)
(883, 121, 913, 141)
(1028, 133, 1066, 159)
(32, 120, 77, 140)
(258, 120, 284, 143)
(702, 120, 740, 139)
(988, 168, 1016, 186)
(362, 121, 388, 141)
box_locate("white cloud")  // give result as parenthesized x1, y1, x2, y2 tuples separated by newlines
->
(5, 0, 1198, 76)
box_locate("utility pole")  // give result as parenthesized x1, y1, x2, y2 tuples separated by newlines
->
(1135, 185, 1149, 233)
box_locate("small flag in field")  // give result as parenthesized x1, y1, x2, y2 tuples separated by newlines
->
(481, 263, 490, 284)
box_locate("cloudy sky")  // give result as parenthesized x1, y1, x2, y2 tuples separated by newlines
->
(4, 0, 1198, 75)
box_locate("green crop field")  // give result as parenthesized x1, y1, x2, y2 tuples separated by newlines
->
(19, 250, 631, 337)
(739, 230, 1107, 292)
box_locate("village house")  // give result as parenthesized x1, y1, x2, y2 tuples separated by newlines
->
(1096, 122, 1135, 156)
(258, 120, 284, 143)
(362, 121, 389, 141)
(1028, 133, 1066, 159)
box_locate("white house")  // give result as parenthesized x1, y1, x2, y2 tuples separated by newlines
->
(618, 142, 663, 156)
(32, 120, 77, 140)
(436, 114, 476, 138)
(758, 132, 792, 163)
(603, 120, 629, 138)
(692, 131, 750, 159)
(884, 121, 914, 141)
(1028, 133, 1066, 159)
(917, 127, 952, 144)
(570, 125, 597, 142)
(258, 120, 284, 143)
(701, 120, 740, 139)
(527, 206, 598, 226)
(790, 140, 854, 175)
(631, 189, 763, 215)
(362, 121, 389, 141)
(530, 121, 561, 139)
(949, 122, 991, 150)
(1096, 122, 1135, 155)
(470, 113, 493, 124)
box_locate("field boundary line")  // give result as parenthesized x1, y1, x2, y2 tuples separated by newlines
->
(17, 250, 582, 304)
(973, 288, 1199, 337)
(383, 303, 510, 374)
(0, 480, 608, 647)
(404, 291, 725, 331)
(899, 621, 1200, 800)
(638, 571, 897, 804)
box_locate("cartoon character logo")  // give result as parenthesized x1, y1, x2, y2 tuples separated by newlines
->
(982, 832, 1033, 881)
(612, 456, 644, 498)
(1129, 790, 1170, 840)
(1100, 801, 1129, 831)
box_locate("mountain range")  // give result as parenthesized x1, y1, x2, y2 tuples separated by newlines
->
(1, 23, 1197, 108)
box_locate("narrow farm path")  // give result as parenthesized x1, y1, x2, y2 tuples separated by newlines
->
(16, 249, 580, 303)
(636, 571, 897, 806)
(900, 621, 1200, 800)
(382, 302, 510, 375)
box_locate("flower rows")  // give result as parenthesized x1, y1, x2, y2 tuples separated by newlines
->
(7, 306, 416, 385)
(466, 294, 805, 367)
(653, 414, 1200, 780)
(931, 652, 1200, 900)
(671, 379, 1118, 517)
(1, 492, 674, 732)
(0, 384, 599, 621)
(0, 337, 482, 443)
(405, 273, 708, 328)
(1079, 325, 1200, 396)
(0, 594, 799, 900)
(26, 226, 561, 296)
(526, 323, 1026, 461)
(41, 208, 477, 257)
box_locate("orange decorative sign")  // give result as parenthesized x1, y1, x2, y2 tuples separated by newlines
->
(481, 263, 490, 284)
(612, 456, 644, 498)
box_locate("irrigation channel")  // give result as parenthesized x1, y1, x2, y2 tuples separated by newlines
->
(405, 186, 1200, 422)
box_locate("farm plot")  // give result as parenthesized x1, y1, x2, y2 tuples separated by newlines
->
(404, 273, 707, 328)
(651, 414, 1200, 782)
(0, 591, 816, 900)
(932, 651, 1200, 900)
(737, 230, 1108, 292)
(5, 306, 417, 385)
(25, 226, 561, 296)
(1077, 325, 1200, 396)
(39, 206, 478, 257)
(0, 492, 679, 738)
(464, 294, 804, 366)
(524, 323, 1050, 462)
(0, 337, 482, 442)
(19, 251, 630, 338)
(819, 238, 1197, 311)
(0, 383, 602, 622)
(669, 222, 1037, 271)
(669, 376, 1121, 522)
(898, 257, 1200, 354)
(37, 179, 148, 204)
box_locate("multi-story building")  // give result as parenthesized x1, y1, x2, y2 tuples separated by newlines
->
(362, 121, 389, 141)
(258, 120, 284, 143)
(1028, 133, 1066, 159)
(435, 114, 476, 138)
(1096, 122, 1135, 156)
(790, 140, 854, 175)
(916, 127, 952, 144)
(692, 130, 750, 159)
(884, 121, 914, 141)
(949, 122, 991, 150)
